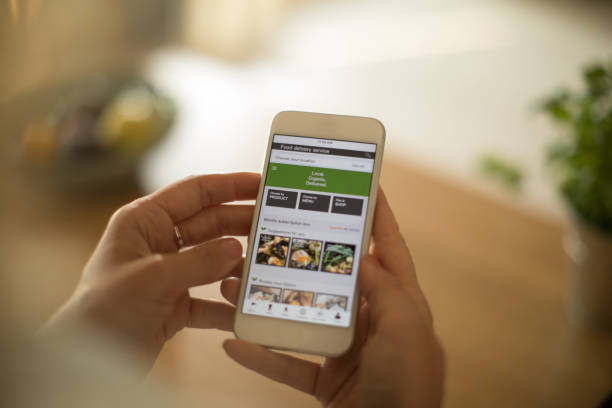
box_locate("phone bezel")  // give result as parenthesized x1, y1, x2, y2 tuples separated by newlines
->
(234, 110, 385, 357)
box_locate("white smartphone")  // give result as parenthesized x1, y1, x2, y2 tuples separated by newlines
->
(234, 111, 385, 356)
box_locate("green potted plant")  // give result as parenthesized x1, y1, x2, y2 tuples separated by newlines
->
(541, 62, 612, 329)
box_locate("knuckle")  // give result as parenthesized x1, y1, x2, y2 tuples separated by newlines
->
(147, 254, 169, 277)
(212, 209, 225, 237)
(109, 198, 146, 226)
(199, 178, 216, 208)
(176, 174, 200, 188)
(183, 174, 200, 182)
(109, 204, 131, 225)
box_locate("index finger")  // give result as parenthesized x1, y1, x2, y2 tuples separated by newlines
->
(147, 172, 260, 222)
(371, 188, 417, 285)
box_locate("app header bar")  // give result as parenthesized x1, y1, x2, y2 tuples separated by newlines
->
(273, 134, 376, 157)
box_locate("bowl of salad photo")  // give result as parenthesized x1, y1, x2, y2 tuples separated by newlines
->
(321, 242, 355, 275)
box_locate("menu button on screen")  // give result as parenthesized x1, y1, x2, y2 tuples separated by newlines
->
(266, 189, 298, 209)
(331, 196, 363, 216)
(298, 193, 331, 212)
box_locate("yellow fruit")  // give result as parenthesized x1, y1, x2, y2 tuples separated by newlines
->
(97, 87, 171, 156)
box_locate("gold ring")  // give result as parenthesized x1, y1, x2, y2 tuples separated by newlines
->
(174, 225, 185, 248)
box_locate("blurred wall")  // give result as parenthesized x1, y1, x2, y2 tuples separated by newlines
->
(182, 0, 310, 62)
(0, 0, 181, 103)
(0, 0, 314, 103)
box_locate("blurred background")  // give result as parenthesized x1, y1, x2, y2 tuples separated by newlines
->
(1, 0, 611, 407)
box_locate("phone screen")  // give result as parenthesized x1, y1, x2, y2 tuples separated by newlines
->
(242, 134, 376, 327)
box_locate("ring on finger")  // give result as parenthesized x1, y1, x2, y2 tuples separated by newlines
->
(174, 225, 185, 248)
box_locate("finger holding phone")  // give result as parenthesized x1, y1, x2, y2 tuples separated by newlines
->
(222, 190, 445, 407)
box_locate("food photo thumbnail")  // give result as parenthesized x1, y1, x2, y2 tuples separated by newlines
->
(282, 289, 314, 307)
(248, 285, 282, 303)
(256, 234, 290, 267)
(322, 242, 355, 275)
(289, 238, 322, 271)
(314, 294, 348, 311)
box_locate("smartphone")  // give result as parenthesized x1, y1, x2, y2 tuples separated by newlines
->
(234, 111, 385, 356)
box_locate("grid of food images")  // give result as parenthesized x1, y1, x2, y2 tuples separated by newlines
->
(255, 234, 356, 275)
(248, 285, 348, 311)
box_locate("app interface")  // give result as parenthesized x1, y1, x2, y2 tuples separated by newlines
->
(242, 134, 376, 327)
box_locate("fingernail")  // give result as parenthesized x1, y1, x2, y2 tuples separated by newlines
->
(221, 239, 242, 258)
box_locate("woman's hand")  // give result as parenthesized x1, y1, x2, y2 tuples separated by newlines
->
(44, 173, 259, 372)
(220, 190, 445, 407)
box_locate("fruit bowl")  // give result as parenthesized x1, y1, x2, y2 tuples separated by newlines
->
(2, 74, 175, 190)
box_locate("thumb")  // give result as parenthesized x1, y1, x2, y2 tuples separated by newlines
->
(158, 238, 243, 291)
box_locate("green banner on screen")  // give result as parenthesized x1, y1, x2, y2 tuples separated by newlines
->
(265, 163, 372, 196)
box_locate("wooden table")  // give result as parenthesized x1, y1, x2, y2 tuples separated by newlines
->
(4, 157, 611, 407)
(380, 160, 612, 408)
